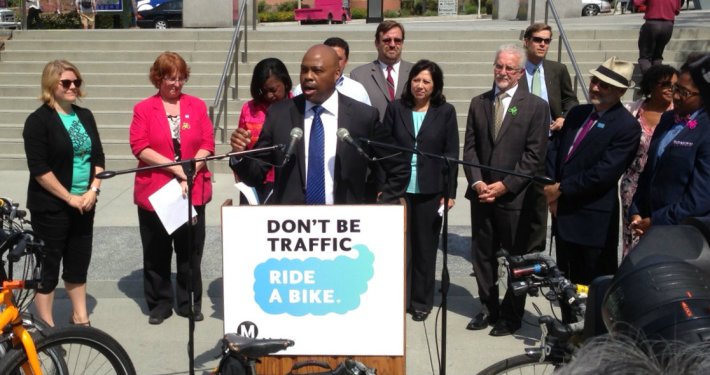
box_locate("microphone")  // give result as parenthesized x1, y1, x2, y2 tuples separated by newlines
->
(282, 127, 303, 166)
(96, 170, 116, 179)
(337, 128, 371, 161)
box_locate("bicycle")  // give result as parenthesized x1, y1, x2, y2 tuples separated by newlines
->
(0, 196, 137, 374)
(477, 252, 589, 375)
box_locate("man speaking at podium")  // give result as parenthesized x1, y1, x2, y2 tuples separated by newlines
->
(230, 44, 407, 205)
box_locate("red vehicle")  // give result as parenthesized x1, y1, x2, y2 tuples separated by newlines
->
(294, 0, 351, 24)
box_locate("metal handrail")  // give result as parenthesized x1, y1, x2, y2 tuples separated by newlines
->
(209, 0, 249, 143)
(532, 0, 591, 104)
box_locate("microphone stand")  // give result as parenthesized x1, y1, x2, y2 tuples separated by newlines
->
(361, 138, 552, 375)
(96, 145, 281, 375)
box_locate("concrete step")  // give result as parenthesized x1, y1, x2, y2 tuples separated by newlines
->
(0, 72, 225, 87)
(0, 61, 226, 74)
(0, 50, 239, 63)
(2, 40, 232, 51)
(10, 29, 235, 41)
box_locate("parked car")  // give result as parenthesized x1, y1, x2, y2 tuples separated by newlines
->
(137, 0, 182, 29)
(0, 7, 17, 29)
(581, 0, 612, 16)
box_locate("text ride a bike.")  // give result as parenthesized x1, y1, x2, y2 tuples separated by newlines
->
(0, 197, 136, 375)
(477, 252, 589, 375)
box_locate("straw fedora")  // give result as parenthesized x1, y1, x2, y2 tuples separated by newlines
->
(589, 57, 635, 89)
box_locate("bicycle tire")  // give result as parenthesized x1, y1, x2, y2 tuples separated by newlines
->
(477, 353, 560, 375)
(0, 325, 136, 375)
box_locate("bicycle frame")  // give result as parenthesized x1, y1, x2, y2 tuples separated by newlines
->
(1, 281, 41, 375)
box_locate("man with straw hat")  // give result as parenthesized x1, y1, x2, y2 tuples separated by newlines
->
(544, 57, 641, 321)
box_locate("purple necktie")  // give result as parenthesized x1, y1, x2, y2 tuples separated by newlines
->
(565, 112, 599, 161)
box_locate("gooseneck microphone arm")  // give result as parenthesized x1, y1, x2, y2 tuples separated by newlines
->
(96, 145, 283, 179)
(359, 138, 555, 185)
(336, 128, 373, 161)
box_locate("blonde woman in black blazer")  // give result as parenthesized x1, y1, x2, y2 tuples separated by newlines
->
(383, 60, 459, 322)
(23, 60, 105, 327)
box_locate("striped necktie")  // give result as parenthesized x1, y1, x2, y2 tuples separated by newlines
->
(305, 105, 325, 204)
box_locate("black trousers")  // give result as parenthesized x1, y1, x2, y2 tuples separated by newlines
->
(555, 235, 618, 323)
(522, 183, 548, 253)
(406, 193, 443, 313)
(30, 207, 95, 293)
(470, 202, 527, 325)
(638, 19, 674, 73)
(138, 205, 206, 315)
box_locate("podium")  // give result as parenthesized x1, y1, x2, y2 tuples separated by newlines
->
(222, 204, 406, 373)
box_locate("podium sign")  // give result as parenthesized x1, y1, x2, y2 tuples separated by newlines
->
(222, 205, 405, 356)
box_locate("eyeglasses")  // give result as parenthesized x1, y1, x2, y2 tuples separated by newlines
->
(494, 63, 521, 73)
(672, 84, 700, 99)
(590, 76, 612, 90)
(530, 36, 552, 45)
(380, 37, 403, 45)
(59, 79, 82, 89)
(164, 77, 187, 84)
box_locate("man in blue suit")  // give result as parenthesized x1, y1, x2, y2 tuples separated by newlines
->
(630, 55, 710, 236)
(545, 57, 641, 294)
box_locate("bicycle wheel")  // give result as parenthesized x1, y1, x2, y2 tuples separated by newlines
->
(0, 325, 136, 375)
(477, 353, 560, 375)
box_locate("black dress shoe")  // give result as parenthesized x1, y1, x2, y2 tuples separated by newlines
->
(466, 312, 497, 330)
(489, 320, 521, 337)
(411, 311, 429, 322)
(148, 310, 173, 325)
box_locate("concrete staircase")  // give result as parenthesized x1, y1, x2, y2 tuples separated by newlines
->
(0, 25, 708, 174)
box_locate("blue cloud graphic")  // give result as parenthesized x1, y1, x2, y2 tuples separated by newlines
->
(253, 244, 374, 316)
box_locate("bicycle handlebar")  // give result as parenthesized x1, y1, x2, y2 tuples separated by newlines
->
(501, 251, 586, 316)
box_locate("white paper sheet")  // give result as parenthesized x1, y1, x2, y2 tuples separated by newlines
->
(235, 182, 259, 205)
(148, 179, 197, 234)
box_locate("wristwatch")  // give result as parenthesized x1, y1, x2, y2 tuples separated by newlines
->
(90, 186, 101, 195)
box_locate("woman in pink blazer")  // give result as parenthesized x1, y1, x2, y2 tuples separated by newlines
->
(129, 52, 215, 325)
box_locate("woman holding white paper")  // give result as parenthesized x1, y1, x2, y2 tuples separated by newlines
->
(129, 52, 214, 325)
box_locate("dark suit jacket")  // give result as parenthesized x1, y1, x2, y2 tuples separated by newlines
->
(518, 59, 579, 121)
(23, 104, 105, 213)
(631, 110, 710, 225)
(232, 93, 407, 204)
(463, 87, 550, 209)
(547, 103, 641, 247)
(350, 60, 414, 121)
(383, 100, 459, 198)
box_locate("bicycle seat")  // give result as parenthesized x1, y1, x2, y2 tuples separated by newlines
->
(223, 333, 295, 357)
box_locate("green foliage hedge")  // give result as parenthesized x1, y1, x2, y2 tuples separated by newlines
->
(258, 11, 294, 22)
(350, 8, 366, 19)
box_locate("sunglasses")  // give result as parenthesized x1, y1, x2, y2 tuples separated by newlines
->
(59, 79, 82, 89)
(530, 36, 552, 45)
(381, 37, 403, 45)
(590, 76, 612, 90)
